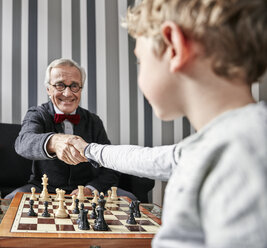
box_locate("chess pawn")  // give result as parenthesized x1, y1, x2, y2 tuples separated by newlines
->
(55, 190, 68, 218)
(77, 185, 85, 203)
(106, 190, 112, 203)
(55, 188, 60, 201)
(30, 187, 37, 201)
(126, 202, 137, 224)
(91, 190, 99, 204)
(70, 195, 77, 211)
(111, 186, 118, 201)
(133, 200, 141, 218)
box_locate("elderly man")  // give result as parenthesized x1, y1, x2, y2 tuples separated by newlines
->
(5, 58, 133, 199)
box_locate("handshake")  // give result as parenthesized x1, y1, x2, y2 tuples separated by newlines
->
(47, 133, 90, 165)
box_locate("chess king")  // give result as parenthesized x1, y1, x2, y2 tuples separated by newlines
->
(5, 58, 135, 200)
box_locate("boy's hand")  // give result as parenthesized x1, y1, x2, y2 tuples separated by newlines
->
(67, 137, 89, 158)
(47, 134, 87, 165)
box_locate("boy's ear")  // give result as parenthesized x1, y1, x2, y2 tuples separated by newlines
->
(161, 21, 189, 72)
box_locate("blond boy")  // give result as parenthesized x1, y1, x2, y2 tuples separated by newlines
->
(68, 0, 267, 247)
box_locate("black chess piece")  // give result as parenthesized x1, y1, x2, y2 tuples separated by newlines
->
(42, 201, 50, 217)
(133, 200, 141, 218)
(90, 202, 97, 219)
(28, 199, 37, 217)
(77, 203, 84, 224)
(78, 209, 90, 230)
(126, 201, 137, 224)
(94, 195, 109, 231)
(72, 198, 80, 214)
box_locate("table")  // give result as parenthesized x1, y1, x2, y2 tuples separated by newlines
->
(0, 192, 162, 248)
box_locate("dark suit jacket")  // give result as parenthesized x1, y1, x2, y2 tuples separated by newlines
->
(15, 101, 120, 193)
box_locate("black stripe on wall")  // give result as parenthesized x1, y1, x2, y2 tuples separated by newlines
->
(72, 0, 80, 64)
(0, 0, 2, 121)
(12, 0, 22, 123)
(182, 117, 191, 139)
(87, 0, 96, 113)
(48, 0, 61, 63)
(28, 0, 38, 107)
(162, 121, 174, 145)
(144, 97, 153, 147)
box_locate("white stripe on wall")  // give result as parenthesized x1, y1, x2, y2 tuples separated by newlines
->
(137, 82, 145, 146)
(174, 118, 183, 143)
(37, 0, 48, 106)
(252, 83, 259, 101)
(79, 0, 88, 110)
(95, 0, 107, 128)
(152, 112, 163, 206)
(21, 0, 29, 120)
(1, 0, 12, 123)
(61, 0, 72, 59)
(118, 0, 130, 145)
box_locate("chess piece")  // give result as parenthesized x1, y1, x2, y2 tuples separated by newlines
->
(55, 190, 68, 218)
(106, 190, 112, 203)
(133, 200, 141, 218)
(77, 203, 84, 224)
(78, 207, 90, 230)
(40, 174, 50, 202)
(42, 201, 50, 217)
(30, 187, 37, 201)
(90, 202, 97, 219)
(111, 186, 118, 201)
(28, 199, 37, 217)
(77, 185, 85, 203)
(91, 190, 99, 204)
(55, 188, 60, 201)
(70, 195, 76, 211)
(94, 194, 109, 231)
(72, 198, 80, 214)
(126, 202, 137, 224)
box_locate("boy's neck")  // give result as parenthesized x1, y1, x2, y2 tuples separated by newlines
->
(181, 59, 255, 131)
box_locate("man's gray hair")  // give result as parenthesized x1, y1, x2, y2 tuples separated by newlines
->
(44, 58, 86, 88)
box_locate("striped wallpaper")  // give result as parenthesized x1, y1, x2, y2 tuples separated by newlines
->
(1, 0, 267, 205)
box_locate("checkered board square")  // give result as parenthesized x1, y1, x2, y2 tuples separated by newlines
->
(11, 194, 161, 234)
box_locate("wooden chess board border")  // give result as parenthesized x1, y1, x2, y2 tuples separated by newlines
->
(0, 192, 161, 240)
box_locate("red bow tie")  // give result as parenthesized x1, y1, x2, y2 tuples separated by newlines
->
(54, 114, 80, 125)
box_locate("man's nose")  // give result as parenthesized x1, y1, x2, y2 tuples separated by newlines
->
(62, 86, 73, 96)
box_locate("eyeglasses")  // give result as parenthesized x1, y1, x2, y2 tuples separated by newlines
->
(50, 82, 82, 93)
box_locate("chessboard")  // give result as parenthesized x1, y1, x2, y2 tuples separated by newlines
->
(0, 192, 161, 248)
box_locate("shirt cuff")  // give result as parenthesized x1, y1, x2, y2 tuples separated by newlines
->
(44, 134, 57, 159)
(84, 143, 106, 168)
(85, 185, 96, 193)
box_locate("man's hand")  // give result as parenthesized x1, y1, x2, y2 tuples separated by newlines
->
(70, 187, 92, 196)
(47, 134, 87, 165)
(68, 137, 89, 157)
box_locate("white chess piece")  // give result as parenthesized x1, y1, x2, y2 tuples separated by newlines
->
(55, 188, 60, 201)
(40, 174, 50, 202)
(111, 186, 118, 201)
(106, 190, 112, 203)
(55, 190, 68, 218)
(30, 187, 37, 201)
(77, 185, 85, 202)
(70, 195, 77, 211)
(91, 190, 99, 204)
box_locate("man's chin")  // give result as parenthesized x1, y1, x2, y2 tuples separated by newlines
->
(58, 105, 77, 114)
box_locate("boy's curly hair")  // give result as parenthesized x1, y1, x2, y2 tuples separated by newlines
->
(125, 0, 267, 84)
